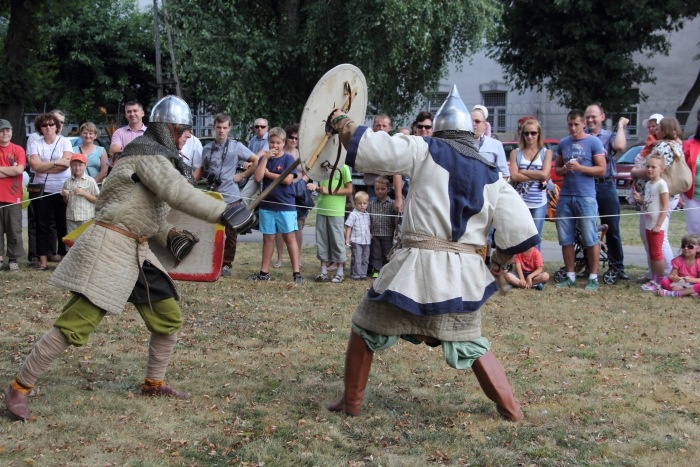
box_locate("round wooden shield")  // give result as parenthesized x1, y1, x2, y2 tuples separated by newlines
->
(298, 64, 367, 182)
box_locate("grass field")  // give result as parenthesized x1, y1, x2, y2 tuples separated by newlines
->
(1, 229, 698, 466)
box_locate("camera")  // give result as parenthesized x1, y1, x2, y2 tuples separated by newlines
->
(206, 172, 222, 191)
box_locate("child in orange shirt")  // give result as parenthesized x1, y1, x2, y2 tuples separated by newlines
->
(505, 246, 550, 290)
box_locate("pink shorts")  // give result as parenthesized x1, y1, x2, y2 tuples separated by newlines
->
(645, 229, 664, 261)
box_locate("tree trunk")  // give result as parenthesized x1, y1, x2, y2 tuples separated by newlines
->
(676, 67, 700, 129)
(0, 0, 37, 145)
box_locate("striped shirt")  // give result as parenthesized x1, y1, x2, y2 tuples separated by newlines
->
(63, 173, 100, 221)
(368, 197, 395, 236)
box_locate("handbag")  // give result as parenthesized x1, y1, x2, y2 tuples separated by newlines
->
(661, 144, 692, 196)
(293, 178, 315, 208)
(27, 173, 48, 199)
(510, 149, 538, 196)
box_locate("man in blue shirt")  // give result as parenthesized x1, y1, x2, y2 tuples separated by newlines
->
(584, 103, 630, 280)
(247, 118, 269, 154)
(554, 109, 606, 291)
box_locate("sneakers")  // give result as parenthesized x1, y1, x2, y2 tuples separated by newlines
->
(534, 283, 544, 291)
(641, 280, 660, 292)
(248, 272, 272, 281)
(331, 274, 344, 283)
(221, 265, 232, 277)
(315, 273, 330, 282)
(293, 274, 305, 285)
(556, 278, 576, 288)
(585, 278, 599, 291)
(372, 272, 379, 278)
(8, 261, 19, 272)
(658, 289, 680, 297)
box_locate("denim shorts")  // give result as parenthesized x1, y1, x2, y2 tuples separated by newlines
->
(259, 209, 298, 235)
(555, 195, 599, 247)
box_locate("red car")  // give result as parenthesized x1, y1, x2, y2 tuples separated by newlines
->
(612, 144, 644, 202)
(502, 139, 561, 187)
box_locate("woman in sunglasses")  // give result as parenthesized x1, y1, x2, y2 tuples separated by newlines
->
(27, 113, 73, 271)
(508, 119, 553, 248)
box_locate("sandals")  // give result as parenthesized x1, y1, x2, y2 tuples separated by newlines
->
(331, 274, 344, 283)
(36, 265, 49, 271)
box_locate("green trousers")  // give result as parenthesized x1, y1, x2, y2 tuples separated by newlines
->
(54, 293, 183, 346)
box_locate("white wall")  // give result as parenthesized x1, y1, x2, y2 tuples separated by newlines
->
(436, 17, 700, 143)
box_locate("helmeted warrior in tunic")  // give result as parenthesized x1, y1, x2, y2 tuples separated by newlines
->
(326, 86, 539, 421)
(4, 96, 244, 421)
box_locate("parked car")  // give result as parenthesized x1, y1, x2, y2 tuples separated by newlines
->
(613, 144, 644, 202)
(502, 139, 561, 187)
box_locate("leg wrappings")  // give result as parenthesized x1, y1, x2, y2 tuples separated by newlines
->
(17, 327, 70, 388)
(145, 332, 177, 381)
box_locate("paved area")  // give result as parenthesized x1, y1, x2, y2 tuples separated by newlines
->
(239, 226, 649, 268)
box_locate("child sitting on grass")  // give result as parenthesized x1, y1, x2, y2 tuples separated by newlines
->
(658, 234, 700, 297)
(504, 245, 550, 290)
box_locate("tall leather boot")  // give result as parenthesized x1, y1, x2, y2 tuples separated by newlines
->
(471, 350, 524, 421)
(327, 331, 374, 416)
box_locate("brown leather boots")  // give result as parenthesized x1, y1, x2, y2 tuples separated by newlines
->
(471, 350, 524, 421)
(327, 332, 374, 416)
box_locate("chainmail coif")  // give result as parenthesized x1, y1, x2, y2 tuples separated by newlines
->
(120, 122, 189, 175)
(433, 129, 496, 168)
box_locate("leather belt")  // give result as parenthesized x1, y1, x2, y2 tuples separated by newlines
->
(95, 220, 149, 244)
(595, 177, 613, 184)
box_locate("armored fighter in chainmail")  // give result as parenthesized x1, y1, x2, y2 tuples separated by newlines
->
(326, 86, 539, 421)
(4, 96, 244, 421)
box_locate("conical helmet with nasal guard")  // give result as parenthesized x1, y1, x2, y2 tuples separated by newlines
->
(433, 85, 473, 133)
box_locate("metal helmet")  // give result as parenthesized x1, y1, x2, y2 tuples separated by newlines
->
(149, 95, 192, 126)
(433, 85, 473, 133)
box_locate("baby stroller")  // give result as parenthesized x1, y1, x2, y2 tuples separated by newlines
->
(553, 224, 619, 285)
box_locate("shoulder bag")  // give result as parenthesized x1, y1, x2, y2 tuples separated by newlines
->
(661, 143, 692, 196)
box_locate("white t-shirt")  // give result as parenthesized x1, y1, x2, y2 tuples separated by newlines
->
(28, 135, 72, 193)
(643, 178, 669, 230)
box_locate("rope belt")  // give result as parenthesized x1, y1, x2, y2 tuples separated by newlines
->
(400, 232, 487, 259)
(95, 221, 149, 244)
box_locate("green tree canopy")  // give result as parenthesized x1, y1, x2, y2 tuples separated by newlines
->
(488, 0, 700, 111)
(43, 0, 156, 123)
(166, 0, 497, 135)
(0, 0, 155, 139)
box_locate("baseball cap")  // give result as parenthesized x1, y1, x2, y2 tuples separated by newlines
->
(642, 113, 664, 129)
(0, 119, 12, 130)
(70, 153, 87, 164)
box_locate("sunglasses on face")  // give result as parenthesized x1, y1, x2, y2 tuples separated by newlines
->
(681, 244, 696, 249)
(254, 125, 267, 129)
(523, 131, 539, 137)
(473, 119, 484, 124)
(416, 124, 432, 130)
(288, 136, 298, 140)
(41, 123, 56, 128)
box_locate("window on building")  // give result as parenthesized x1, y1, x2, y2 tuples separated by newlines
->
(606, 91, 640, 138)
(424, 92, 448, 114)
(482, 91, 507, 133)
